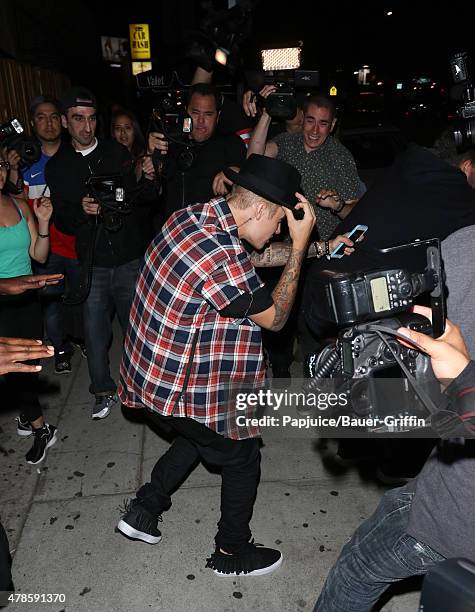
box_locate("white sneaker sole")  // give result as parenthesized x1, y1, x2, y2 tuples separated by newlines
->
(26, 428, 58, 465)
(17, 428, 33, 438)
(213, 553, 283, 577)
(117, 520, 162, 544)
(92, 406, 111, 420)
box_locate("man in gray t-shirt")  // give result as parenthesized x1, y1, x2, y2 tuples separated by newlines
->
(248, 92, 361, 239)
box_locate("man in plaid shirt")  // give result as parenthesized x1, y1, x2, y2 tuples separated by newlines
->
(118, 154, 317, 576)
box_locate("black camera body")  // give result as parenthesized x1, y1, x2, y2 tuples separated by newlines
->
(450, 51, 475, 151)
(338, 313, 432, 379)
(247, 69, 320, 120)
(151, 91, 193, 146)
(263, 76, 297, 120)
(305, 240, 445, 428)
(308, 312, 435, 422)
(150, 93, 196, 172)
(0, 118, 41, 167)
(86, 174, 129, 232)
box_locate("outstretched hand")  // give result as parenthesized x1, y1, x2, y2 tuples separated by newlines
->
(0, 337, 54, 375)
(0, 274, 63, 296)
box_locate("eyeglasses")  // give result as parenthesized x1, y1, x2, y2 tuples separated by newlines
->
(0, 161, 11, 170)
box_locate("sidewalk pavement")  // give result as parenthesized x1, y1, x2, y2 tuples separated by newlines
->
(0, 331, 423, 612)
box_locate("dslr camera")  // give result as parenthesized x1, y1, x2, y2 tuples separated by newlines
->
(151, 91, 192, 146)
(86, 174, 129, 232)
(0, 118, 41, 167)
(450, 51, 475, 151)
(150, 91, 196, 172)
(246, 46, 320, 120)
(304, 240, 445, 430)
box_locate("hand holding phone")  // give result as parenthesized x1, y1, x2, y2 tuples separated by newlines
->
(330, 224, 368, 258)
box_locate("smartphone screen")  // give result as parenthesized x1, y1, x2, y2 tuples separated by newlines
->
(330, 224, 368, 258)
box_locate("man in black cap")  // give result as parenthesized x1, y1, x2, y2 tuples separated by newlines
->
(46, 86, 157, 420)
(118, 155, 320, 575)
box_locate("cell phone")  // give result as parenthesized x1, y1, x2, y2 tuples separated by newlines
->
(330, 224, 368, 258)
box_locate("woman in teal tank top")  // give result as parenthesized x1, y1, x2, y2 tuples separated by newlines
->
(0, 148, 58, 465)
(0, 168, 52, 272)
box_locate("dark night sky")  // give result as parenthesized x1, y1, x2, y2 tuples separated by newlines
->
(82, 1, 475, 82)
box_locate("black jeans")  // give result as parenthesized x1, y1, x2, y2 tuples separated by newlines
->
(137, 412, 261, 553)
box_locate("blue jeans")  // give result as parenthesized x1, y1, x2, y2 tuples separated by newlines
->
(83, 259, 140, 396)
(313, 486, 445, 612)
(34, 252, 82, 353)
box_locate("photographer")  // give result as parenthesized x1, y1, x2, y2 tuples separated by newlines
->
(22, 95, 84, 375)
(248, 89, 362, 240)
(147, 82, 247, 224)
(313, 305, 475, 612)
(46, 87, 157, 420)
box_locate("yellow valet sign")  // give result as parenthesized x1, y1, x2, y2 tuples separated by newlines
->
(129, 24, 151, 60)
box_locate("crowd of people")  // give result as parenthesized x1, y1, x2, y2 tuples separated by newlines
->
(1, 71, 475, 610)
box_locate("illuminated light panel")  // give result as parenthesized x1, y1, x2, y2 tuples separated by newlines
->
(261, 47, 301, 71)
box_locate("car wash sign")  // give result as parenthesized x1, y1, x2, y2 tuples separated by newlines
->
(129, 24, 151, 60)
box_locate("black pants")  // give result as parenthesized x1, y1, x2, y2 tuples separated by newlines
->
(137, 412, 261, 553)
(0, 293, 43, 423)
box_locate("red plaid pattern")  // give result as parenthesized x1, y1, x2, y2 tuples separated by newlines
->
(119, 197, 266, 439)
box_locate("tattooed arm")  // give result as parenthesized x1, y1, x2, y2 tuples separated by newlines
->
(250, 234, 356, 268)
(249, 194, 316, 331)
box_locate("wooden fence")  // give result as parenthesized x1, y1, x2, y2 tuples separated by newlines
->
(0, 59, 70, 134)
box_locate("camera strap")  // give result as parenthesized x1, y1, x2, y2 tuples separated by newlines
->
(362, 323, 440, 416)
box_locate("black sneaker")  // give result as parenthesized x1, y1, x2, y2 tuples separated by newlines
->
(15, 415, 33, 437)
(92, 394, 117, 420)
(117, 499, 162, 544)
(70, 339, 87, 358)
(206, 541, 283, 577)
(55, 350, 72, 375)
(25, 424, 58, 465)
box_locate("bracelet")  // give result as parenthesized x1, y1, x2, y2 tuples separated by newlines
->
(313, 241, 323, 259)
(325, 240, 330, 259)
(38, 233, 49, 238)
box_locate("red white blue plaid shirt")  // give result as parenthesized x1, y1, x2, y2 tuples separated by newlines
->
(119, 197, 265, 439)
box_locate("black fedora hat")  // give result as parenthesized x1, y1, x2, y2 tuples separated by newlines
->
(223, 154, 302, 210)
